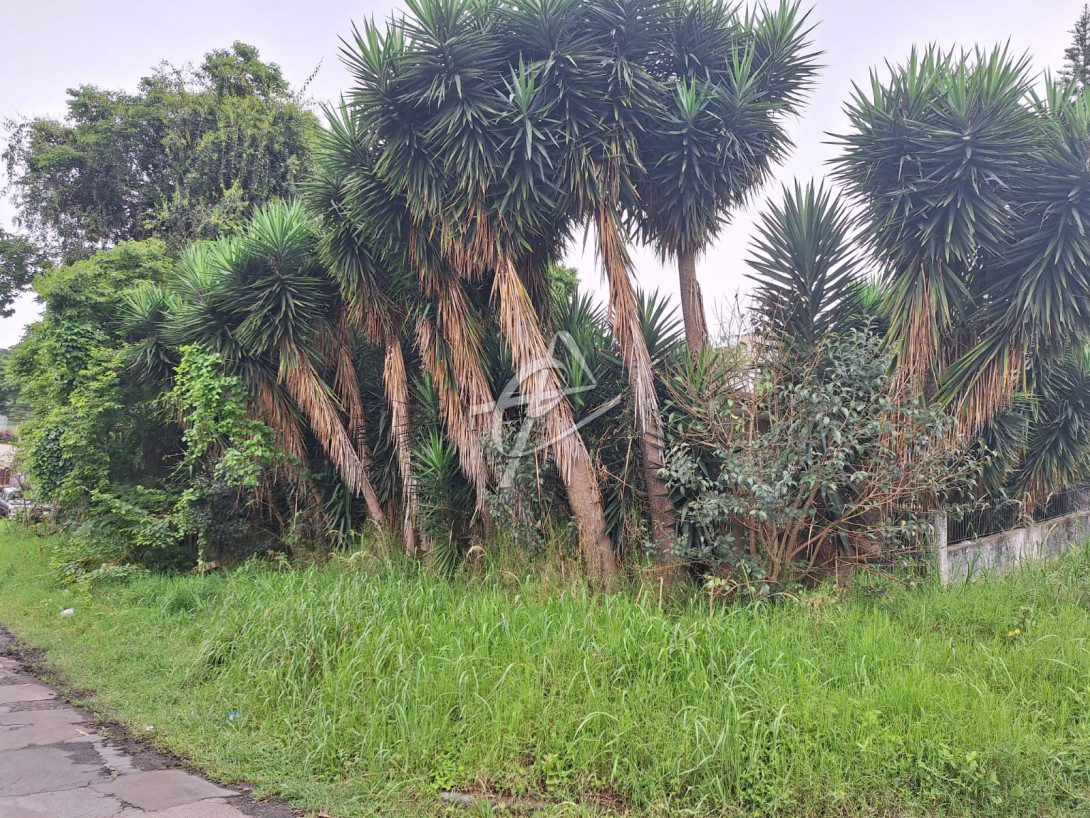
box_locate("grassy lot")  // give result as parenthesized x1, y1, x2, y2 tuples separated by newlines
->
(1, 524, 1090, 817)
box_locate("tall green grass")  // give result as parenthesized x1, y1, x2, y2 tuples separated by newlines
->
(1, 525, 1089, 817)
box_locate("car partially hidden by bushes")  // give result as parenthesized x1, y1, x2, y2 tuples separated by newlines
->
(0, 487, 51, 520)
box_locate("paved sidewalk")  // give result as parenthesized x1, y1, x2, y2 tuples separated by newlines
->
(0, 649, 295, 818)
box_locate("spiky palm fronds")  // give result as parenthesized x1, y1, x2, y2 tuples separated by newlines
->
(120, 283, 180, 389)
(747, 181, 864, 349)
(167, 202, 388, 533)
(637, 0, 819, 355)
(830, 45, 1039, 392)
(340, 0, 620, 580)
(832, 48, 1090, 498)
(1014, 349, 1090, 497)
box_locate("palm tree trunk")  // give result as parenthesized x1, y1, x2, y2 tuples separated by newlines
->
(598, 213, 679, 574)
(493, 259, 617, 585)
(678, 248, 709, 358)
(383, 330, 423, 557)
(320, 325, 396, 541)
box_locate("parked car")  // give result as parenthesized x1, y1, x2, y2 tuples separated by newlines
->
(0, 487, 51, 520)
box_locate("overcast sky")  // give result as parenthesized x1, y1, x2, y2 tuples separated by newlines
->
(0, 0, 1082, 347)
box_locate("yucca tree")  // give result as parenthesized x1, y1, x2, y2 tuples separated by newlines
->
(167, 202, 389, 532)
(341, 1, 619, 580)
(747, 180, 864, 348)
(637, 0, 819, 357)
(337, 20, 505, 529)
(306, 104, 432, 555)
(831, 47, 1090, 496)
(830, 46, 1038, 406)
(493, 0, 686, 562)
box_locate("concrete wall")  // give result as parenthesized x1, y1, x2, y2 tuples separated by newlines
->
(937, 508, 1090, 583)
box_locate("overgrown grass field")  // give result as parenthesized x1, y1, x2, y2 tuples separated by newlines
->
(1, 525, 1089, 817)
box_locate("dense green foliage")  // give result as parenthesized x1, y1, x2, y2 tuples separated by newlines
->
(3, 3, 1090, 592)
(3, 527, 1090, 817)
(0, 228, 47, 317)
(4, 10, 1090, 818)
(664, 330, 975, 584)
(827, 47, 1090, 498)
(11, 241, 173, 504)
(0, 348, 32, 423)
(4, 241, 188, 577)
(3, 42, 316, 264)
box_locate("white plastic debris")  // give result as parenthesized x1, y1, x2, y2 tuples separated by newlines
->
(60, 608, 74, 617)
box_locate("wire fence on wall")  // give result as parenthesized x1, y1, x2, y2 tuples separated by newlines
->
(948, 482, 1090, 545)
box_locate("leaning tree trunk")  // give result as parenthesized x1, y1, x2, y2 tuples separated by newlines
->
(324, 323, 404, 548)
(494, 260, 618, 584)
(279, 345, 387, 536)
(598, 213, 679, 574)
(383, 329, 424, 557)
(678, 248, 709, 359)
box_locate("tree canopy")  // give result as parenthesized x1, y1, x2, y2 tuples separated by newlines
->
(0, 228, 47, 317)
(3, 42, 318, 264)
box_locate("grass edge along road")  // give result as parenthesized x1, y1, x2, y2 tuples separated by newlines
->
(1, 525, 1090, 817)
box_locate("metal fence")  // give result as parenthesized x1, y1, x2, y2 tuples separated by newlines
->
(948, 481, 1090, 545)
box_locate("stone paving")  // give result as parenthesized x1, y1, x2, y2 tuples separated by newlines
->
(0, 650, 296, 818)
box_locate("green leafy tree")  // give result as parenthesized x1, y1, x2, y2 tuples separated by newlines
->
(343, 6, 619, 580)
(9, 241, 181, 560)
(663, 329, 978, 585)
(0, 229, 47, 318)
(4, 42, 317, 263)
(635, 0, 819, 357)
(0, 348, 32, 423)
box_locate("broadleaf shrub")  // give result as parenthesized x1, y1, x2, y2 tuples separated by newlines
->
(663, 329, 980, 586)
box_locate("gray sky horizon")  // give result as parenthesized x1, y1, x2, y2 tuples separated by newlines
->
(0, 0, 1082, 347)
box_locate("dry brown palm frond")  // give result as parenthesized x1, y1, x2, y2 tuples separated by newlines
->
(415, 313, 492, 512)
(596, 209, 677, 558)
(437, 285, 502, 449)
(597, 210, 660, 437)
(320, 321, 371, 458)
(255, 378, 308, 464)
(956, 347, 1025, 433)
(279, 343, 387, 535)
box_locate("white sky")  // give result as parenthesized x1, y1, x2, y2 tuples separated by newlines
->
(0, 0, 1081, 347)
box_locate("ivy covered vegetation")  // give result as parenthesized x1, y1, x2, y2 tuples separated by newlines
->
(3, 2, 1090, 594)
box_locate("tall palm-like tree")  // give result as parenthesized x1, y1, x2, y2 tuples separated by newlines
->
(306, 105, 431, 555)
(830, 46, 1038, 409)
(496, 0, 682, 561)
(342, 0, 619, 580)
(637, 0, 819, 357)
(831, 48, 1090, 496)
(168, 202, 389, 532)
